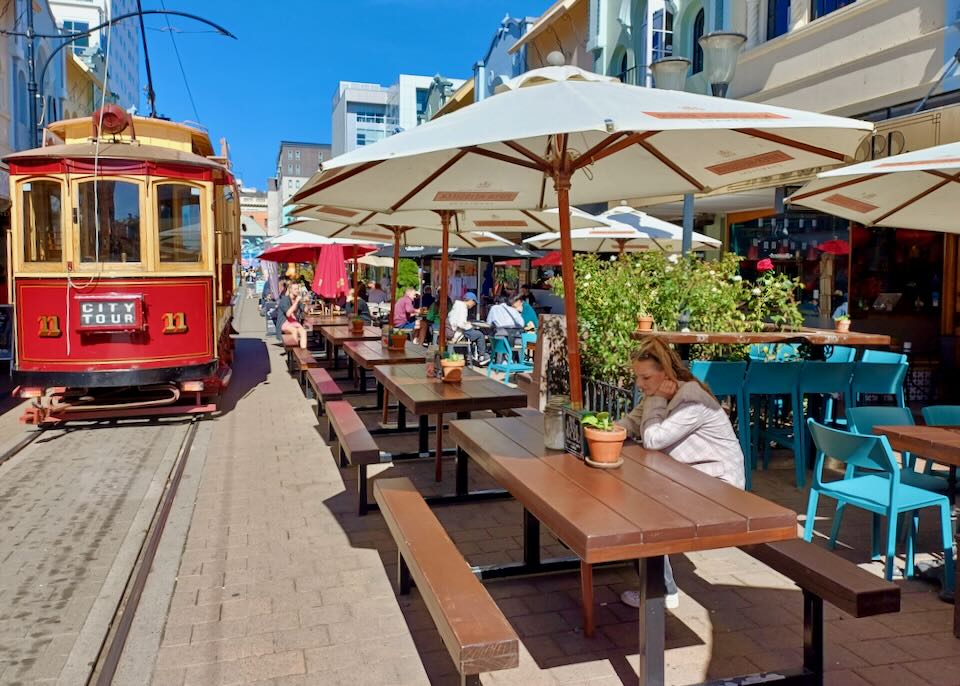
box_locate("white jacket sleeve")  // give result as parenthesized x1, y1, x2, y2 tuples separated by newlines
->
(638, 397, 705, 452)
(447, 301, 471, 331)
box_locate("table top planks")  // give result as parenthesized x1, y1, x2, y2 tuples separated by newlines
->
(304, 314, 348, 328)
(372, 364, 527, 416)
(320, 325, 382, 345)
(634, 328, 891, 346)
(875, 425, 960, 468)
(450, 414, 797, 564)
(342, 340, 430, 369)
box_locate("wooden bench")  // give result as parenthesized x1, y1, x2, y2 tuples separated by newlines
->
(325, 400, 384, 516)
(306, 368, 343, 416)
(291, 347, 318, 390)
(741, 539, 900, 685)
(374, 477, 519, 685)
(496, 407, 542, 418)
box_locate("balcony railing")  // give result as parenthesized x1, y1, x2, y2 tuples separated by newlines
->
(582, 376, 639, 420)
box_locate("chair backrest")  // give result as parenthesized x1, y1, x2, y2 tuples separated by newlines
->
(846, 406, 915, 435)
(807, 419, 899, 476)
(690, 361, 747, 398)
(826, 345, 857, 363)
(861, 349, 907, 364)
(798, 361, 855, 393)
(743, 361, 804, 394)
(922, 405, 960, 427)
(775, 343, 802, 362)
(851, 361, 908, 395)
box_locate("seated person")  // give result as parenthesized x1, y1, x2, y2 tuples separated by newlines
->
(393, 287, 418, 329)
(446, 292, 489, 366)
(278, 282, 307, 349)
(368, 281, 389, 304)
(420, 285, 436, 310)
(520, 284, 537, 305)
(486, 295, 528, 360)
(343, 288, 372, 322)
(616, 336, 746, 611)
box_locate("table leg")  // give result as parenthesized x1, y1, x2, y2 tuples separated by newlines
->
(950, 466, 957, 506)
(435, 413, 444, 482)
(638, 556, 665, 686)
(580, 560, 595, 638)
(419, 414, 429, 456)
(955, 527, 960, 637)
(456, 446, 469, 497)
(524, 508, 540, 567)
(359, 368, 368, 394)
(378, 385, 385, 412)
(397, 403, 407, 432)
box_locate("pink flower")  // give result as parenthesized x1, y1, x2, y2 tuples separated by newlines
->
(756, 258, 774, 271)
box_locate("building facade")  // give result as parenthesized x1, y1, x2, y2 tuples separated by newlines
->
(49, 0, 140, 111)
(275, 141, 332, 228)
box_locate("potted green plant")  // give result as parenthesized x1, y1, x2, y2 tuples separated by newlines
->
(636, 308, 654, 332)
(389, 330, 408, 350)
(581, 411, 626, 466)
(440, 352, 465, 383)
(350, 317, 364, 334)
(833, 313, 851, 333)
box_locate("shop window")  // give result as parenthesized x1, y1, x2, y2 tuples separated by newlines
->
(78, 180, 141, 263)
(767, 0, 790, 40)
(812, 0, 855, 20)
(692, 9, 705, 73)
(157, 184, 203, 263)
(22, 180, 62, 262)
(652, 8, 674, 61)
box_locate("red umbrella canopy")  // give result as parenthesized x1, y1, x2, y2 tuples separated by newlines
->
(532, 251, 562, 267)
(817, 239, 850, 255)
(313, 244, 348, 299)
(257, 243, 324, 263)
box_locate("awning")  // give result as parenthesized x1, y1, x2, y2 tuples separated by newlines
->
(434, 78, 475, 119)
(508, 0, 585, 55)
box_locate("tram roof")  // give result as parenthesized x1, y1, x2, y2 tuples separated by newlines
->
(5, 141, 227, 172)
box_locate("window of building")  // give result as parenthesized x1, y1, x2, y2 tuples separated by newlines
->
(767, 0, 791, 39)
(295, 150, 300, 160)
(21, 180, 62, 263)
(287, 163, 293, 174)
(62, 20, 90, 53)
(157, 184, 203, 263)
(416, 88, 428, 115)
(287, 150, 293, 160)
(357, 132, 366, 146)
(812, 0, 855, 20)
(77, 180, 141, 263)
(651, 9, 674, 61)
(295, 164, 300, 175)
(691, 9, 705, 73)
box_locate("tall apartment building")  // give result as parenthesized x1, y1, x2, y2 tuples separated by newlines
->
(331, 74, 462, 156)
(49, 0, 140, 111)
(275, 141, 332, 228)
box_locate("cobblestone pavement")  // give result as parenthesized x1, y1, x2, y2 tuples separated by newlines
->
(0, 419, 190, 685)
(121, 299, 960, 684)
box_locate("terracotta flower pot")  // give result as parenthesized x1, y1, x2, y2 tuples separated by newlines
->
(350, 320, 364, 334)
(584, 425, 627, 464)
(637, 316, 654, 331)
(440, 358, 465, 384)
(835, 319, 851, 333)
(389, 333, 407, 350)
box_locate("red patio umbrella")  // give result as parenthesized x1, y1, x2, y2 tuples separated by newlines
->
(817, 239, 850, 255)
(532, 251, 562, 267)
(312, 244, 348, 300)
(257, 243, 325, 263)
(497, 258, 523, 267)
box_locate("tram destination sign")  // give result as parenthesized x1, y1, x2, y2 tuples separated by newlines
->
(75, 294, 145, 332)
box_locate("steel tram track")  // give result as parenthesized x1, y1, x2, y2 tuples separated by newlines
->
(0, 428, 44, 469)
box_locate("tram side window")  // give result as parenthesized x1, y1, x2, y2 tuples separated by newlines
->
(22, 180, 62, 263)
(158, 184, 202, 263)
(78, 180, 141, 263)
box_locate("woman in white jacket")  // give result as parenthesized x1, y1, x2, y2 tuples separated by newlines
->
(618, 336, 746, 609)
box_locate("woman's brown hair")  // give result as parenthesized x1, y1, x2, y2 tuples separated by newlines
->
(630, 336, 715, 398)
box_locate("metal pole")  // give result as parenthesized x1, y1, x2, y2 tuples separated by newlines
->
(682, 193, 694, 256)
(25, 0, 39, 147)
(135, 0, 157, 117)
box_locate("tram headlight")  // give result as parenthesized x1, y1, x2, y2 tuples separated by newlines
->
(17, 386, 43, 399)
(180, 381, 204, 392)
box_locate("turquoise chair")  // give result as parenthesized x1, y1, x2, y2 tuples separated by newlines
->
(847, 406, 946, 488)
(799, 361, 854, 429)
(920, 406, 960, 476)
(851, 359, 908, 408)
(826, 345, 857, 363)
(487, 336, 532, 383)
(520, 331, 537, 363)
(862, 350, 907, 364)
(691, 361, 751, 489)
(743, 361, 806, 487)
(804, 419, 954, 586)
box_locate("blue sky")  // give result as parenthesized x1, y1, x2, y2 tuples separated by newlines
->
(141, 0, 550, 189)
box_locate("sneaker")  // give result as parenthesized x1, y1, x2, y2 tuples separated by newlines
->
(476, 355, 491, 367)
(620, 590, 679, 609)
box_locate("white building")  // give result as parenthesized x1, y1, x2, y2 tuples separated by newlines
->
(331, 74, 463, 156)
(49, 0, 140, 111)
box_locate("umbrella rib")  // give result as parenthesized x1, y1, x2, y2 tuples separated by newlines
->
(638, 139, 706, 192)
(390, 150, 470, 212)
(737, 128, 847, 162)
(924, 170, 960, 183)
(870, 172, 960, 225)
(571, 131, 656, 169)
(290, 160, 383, 203)
(462, 146, 549, 172)
(788, 173, 884, 203)
(571, 132, 629, 169)
(504, 140, 552, 168)
(521, 210, 554, 232)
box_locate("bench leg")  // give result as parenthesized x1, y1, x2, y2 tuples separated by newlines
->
(304, 379, 314, 400)
(580, 560, 595, 638)
(358, 464, 368, 517)
(338, 444, 347, 469)
(638, 556, 665, 686)
(802, 589, 823, 686)
(460, 675, 481, 686)
(398, 552, 411, 595)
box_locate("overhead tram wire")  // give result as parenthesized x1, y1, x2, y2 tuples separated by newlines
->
(159, 0, 199, 123)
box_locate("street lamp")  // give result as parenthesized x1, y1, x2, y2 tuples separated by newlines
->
(698, 32, 747, 98)
(649, 57, 691, 91)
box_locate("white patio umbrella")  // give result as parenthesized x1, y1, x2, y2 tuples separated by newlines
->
(788, 141, 960, 232)
(289, 65, 872, 407)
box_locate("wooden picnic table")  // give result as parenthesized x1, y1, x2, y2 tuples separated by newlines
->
(450, 413, 797, 684)
(875, 423, 960, 633)
(372, 364, 526, 463)
(342, 340, 429, 394)
(304, 313, 348, 329)
(319, 325, 381, 366)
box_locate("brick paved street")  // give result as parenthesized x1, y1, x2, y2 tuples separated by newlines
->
(125, 297, 957, 686)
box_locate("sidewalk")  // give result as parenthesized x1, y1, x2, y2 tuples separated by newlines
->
(145, 299, 958, 686)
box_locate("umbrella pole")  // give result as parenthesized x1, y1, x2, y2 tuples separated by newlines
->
(436, 210, 453, 484)
(353, 256, 360, 314)
(556, 173, 584, 409)
(383, 229, 403, 426)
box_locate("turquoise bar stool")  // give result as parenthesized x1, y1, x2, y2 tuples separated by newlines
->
(743, 361, 805, 488)
(920, 406, 960, 476)
(487, 336, 532, 383)
(805, 419, 954, 586)
(519, 331, 537, 363)
(826, 345, 857, 363)
(851, 358, 908, 408)
(691, 360, 751, 489)
(800, 361, 855, 430)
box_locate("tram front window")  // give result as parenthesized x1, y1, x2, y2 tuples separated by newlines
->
(22, 180, 62, 263)
(158, 184, 202, 263)
(78, 180, 141, 263)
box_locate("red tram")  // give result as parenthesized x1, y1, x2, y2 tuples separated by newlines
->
(7, 110, 240, 424)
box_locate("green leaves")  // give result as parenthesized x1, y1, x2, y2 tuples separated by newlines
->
(581, 411, 613, 431)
